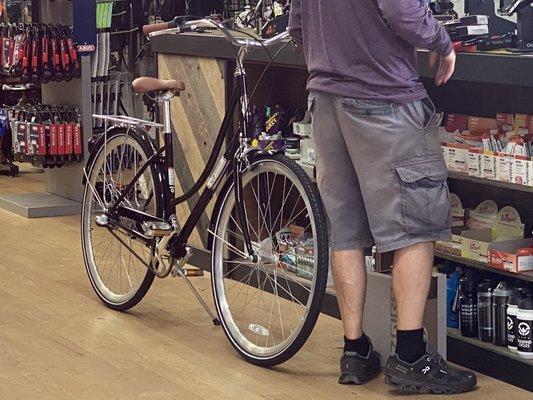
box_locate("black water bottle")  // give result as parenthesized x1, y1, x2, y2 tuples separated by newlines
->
(478, 280, 495, 342)
(459, 274, 478, 337)
(517, 296, 533, 359)
(492, 282, 514, 346)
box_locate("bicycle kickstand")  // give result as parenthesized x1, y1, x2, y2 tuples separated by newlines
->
(172, 247, 221, 326)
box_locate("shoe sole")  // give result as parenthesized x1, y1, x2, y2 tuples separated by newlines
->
(339, 366, 381, 385)
(385, 374, 476, 394)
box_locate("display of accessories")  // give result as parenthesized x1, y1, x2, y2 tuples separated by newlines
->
(0, 23, 80, 83)
(5, 102, 83, 167)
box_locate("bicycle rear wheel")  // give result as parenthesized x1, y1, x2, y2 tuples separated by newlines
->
(211, 154, 329, 366)
(81, 128, 163, 311)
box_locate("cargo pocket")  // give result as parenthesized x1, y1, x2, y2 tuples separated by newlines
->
(394, 156, 452, 234)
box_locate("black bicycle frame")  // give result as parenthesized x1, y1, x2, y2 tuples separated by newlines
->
(108, 61, 256, 259)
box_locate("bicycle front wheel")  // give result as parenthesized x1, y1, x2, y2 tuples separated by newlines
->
(211, 154, 329, 366)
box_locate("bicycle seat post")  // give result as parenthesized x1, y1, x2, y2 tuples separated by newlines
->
(160, 92, 176, 196)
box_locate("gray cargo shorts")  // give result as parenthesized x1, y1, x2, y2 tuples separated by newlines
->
(308, 91, 452, 253)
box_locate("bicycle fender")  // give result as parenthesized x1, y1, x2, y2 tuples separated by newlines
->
(82, 125, 158, 185)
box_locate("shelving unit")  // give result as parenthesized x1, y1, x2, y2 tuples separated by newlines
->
(448, 171, 533, 194)
(435, 250, 533, 283)
(448, 328, 533, 366)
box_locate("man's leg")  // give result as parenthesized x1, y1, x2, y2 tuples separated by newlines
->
(393, 242, 434, 330)
(393, 242, 434, 363)
(331, 249, 367, 349)
(309, 91, 380, 384)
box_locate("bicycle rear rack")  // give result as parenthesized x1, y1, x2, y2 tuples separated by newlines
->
(92, 114, 164, 130)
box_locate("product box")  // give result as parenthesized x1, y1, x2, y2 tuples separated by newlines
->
(442, 143, 469, 173)
(467, 148, 483, 178)
(488, 238, 533, 273)
(467, 200, 499, 230)
(469, 116, 498, 135)
(495, 152, 514, 183)
(482, 151, 497, 180)
(445, 114, 469, 133)
(461, 206, 525, 263)
(461, 229, 493, 263)
(496, 113, 514, 133)
(512, 156, 532, 186)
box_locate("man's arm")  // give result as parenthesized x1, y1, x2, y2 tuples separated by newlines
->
(376, 0, 452, 56)
(288, 0, 303, 46)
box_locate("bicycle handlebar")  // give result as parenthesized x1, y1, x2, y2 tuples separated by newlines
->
(142, 18, 289, 50)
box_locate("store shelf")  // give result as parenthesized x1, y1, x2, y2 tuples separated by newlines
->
(447, 328, 533, 367)
(152, 32, 533, 87)
(447, 171, 533, 194)
(435, 250, 533, 282)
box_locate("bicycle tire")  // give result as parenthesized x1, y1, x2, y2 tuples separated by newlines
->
(210, 153, 329, 367)
(81, 127, 163, 311)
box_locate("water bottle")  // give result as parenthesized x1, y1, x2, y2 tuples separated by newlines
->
(507, 290, 520, 353)
(447, 270, 460, 328)
(477, 280, 495, 342)
(492, 282, 514, 346)
(517, 296, 533, 359)
(459, 273, 478, 337)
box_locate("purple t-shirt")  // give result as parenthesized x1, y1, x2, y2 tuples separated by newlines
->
(289, 0, 452, 104)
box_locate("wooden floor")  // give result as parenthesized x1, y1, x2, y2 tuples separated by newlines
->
(0, 170, 531, 399)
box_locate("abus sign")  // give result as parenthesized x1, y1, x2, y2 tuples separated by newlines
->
(77, 44, 96, 53)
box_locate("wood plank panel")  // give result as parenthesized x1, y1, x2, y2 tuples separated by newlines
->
(158, 54, 226, 249)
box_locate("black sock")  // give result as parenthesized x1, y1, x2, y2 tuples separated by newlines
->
(395, 328, 426, 364)
(344, 334, 370, 356)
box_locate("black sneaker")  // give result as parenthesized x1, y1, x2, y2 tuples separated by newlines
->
(338, 337, 381, 385)
(385, 345, 477, 394)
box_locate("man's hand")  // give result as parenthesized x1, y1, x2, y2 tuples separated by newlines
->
(429, 50, 456, 86)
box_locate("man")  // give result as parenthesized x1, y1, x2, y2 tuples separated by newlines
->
(289, 0, 477, 394)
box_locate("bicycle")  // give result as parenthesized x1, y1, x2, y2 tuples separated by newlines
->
(81, 18, 328, 367)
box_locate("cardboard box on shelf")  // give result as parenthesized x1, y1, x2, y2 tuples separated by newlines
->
(467, 200, 498, 230)
(496, 113, 514, 133)
(461, 206, 525, 263)
(469, 116, 498, 135)
(442, 143, 469, 173)
(461, 229, 493, 263)
(445, 114, 469, 133)
(512, 155, 532, 186)
(467, 148, 483, 178)
(482, 151, 497, 180)
(488, 238, 533, 273)
(495, 152, 514, 183)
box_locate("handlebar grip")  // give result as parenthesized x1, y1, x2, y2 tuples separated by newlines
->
(142, 22, 172, 36)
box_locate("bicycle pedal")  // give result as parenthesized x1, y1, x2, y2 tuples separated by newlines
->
(142, 221, 172, 237)
(183, 268, 204, 277)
